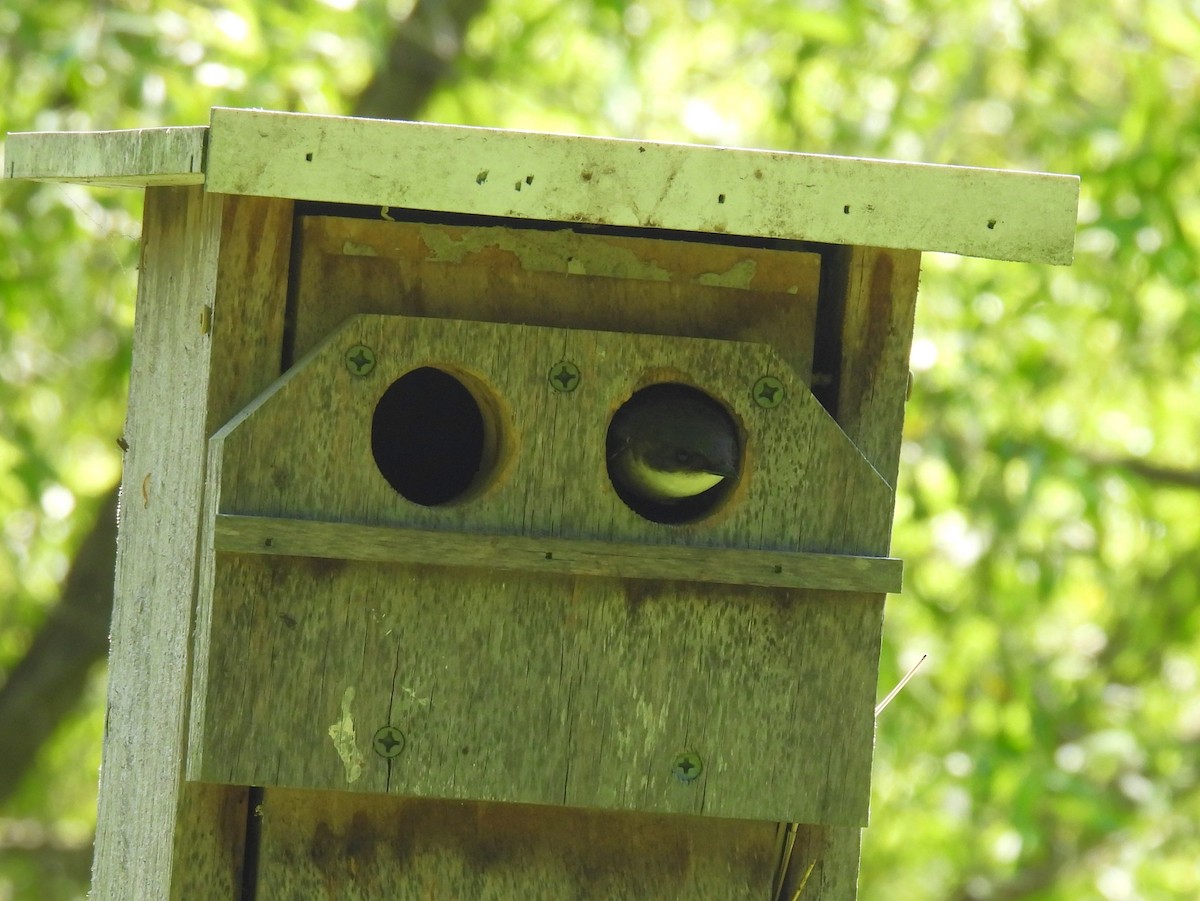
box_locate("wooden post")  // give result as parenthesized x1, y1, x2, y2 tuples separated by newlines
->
(5, 111, 1077, 899)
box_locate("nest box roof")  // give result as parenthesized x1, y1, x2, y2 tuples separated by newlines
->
(5, 107, 1078, 264)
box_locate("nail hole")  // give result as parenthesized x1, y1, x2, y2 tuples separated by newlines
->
(987, 219, 997, 229)
(526, 175, 534, 185)
(773, 564, 782, 574)
(544, 551, 553, 560)
(717, 194, 726, 204)
(843, 205, 851, 214)
(476, 170, 489, 185)
(305, 152, 313, 162)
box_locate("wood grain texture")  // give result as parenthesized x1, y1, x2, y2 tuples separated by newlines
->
(207, 314, 892, 554)
(771, 246, 923, 897)
(254, 789, 786, 900)
(187, 315, 890, 825)
(92, 186, 231, 900)
(193, 555, 883, 825)
(90, 189, 293, 900)
(291, 216, 822, 376)
(213, 514, 904, 593)
(831, 247, 923, 491)
(4, 126, 206, 186)
(207, 107, 1078, 263)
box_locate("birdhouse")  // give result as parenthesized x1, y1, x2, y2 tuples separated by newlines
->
(5, 109, 1078, 899)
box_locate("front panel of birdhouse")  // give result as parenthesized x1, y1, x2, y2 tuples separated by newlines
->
(186, 214, 898, 826)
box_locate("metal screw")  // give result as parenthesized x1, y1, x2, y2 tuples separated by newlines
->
(548, 361, 581, 393)
(752, 376, 784, 408)
(671, 751, 703, 783)
(372, 725, 405, 758)
(346, 344, 376, 377)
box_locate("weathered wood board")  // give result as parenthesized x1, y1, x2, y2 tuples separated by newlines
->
(206, 315, 892, 553)
(195, 558, 883, 826)
(4, 126, 206, 186)
(5, 109, 1080, 264)
(206, 107, 1079, 264)
(89, 187, 294, 898)
(290, 216, 823, 377)
(253, 789, 786, 900)
(188, 315, 892, 825)
(211, 514, 902, 593)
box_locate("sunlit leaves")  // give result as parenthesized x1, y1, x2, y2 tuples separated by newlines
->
(4, 0, 1200, 898)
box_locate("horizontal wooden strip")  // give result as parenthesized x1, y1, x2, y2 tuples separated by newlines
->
(214, 514, 903, 594)
(4, 126, 207, 186)
(206, 107, 1077, 264)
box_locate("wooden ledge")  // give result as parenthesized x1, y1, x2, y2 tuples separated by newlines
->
(4, 125, 206, 187)
(213, 514, 904, 594)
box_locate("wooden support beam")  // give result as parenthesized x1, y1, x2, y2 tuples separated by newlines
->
(214, 514, 904, 594)
(4, 126, 206, 186)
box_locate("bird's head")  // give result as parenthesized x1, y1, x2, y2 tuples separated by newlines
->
(607, 383, 740, 509)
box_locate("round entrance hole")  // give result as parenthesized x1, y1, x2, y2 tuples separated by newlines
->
(605, 383, 741, 525)
(371, 367, 499, 506)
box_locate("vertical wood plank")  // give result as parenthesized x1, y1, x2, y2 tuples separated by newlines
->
(91, 188, 294, 900)
(92, 185, 229, 900)
(828, 245, 922, 493)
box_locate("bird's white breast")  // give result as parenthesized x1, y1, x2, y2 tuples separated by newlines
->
(622, 456, 726, 501)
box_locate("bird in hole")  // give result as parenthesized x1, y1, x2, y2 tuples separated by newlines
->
(606, 384, 740, 504)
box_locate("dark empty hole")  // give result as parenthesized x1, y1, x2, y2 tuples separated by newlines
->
(372, 367, 487, 506)
(844, 205, 851, 214)
(305, 152, 313, 162)
(718, 193, 726, 204)
(526, 175, 534, 185)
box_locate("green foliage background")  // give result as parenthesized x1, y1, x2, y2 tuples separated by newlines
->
(2, 0, 1198, 898)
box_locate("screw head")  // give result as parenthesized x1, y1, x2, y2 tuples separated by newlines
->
(346, 344, 376, 377)
(548, 361, 581, 392)
(671, 751, 704, 783)
(372, 725, 405, 758)
(752, 376, 784, 408)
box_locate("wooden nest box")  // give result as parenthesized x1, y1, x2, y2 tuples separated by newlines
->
(5, 109, 1078, 900)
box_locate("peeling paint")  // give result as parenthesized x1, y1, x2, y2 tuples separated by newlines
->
(695, 258, 758, 289)
(328, 686, 364, 783)
(342, 240, 379, 257)
(418, 225, 673, 281)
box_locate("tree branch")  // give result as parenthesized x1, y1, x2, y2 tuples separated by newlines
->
(354, 0, 493, 121)
(1081, 451, 1200, 490)
(0, 487, 118, 804)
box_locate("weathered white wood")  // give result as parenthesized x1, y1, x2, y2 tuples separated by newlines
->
(92, 185, 232, 899)
(4, 126, 206, 186)
(207, 107, 1078, 264)
(91, 187, 294, 899)
(213, 513, 904, 593)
